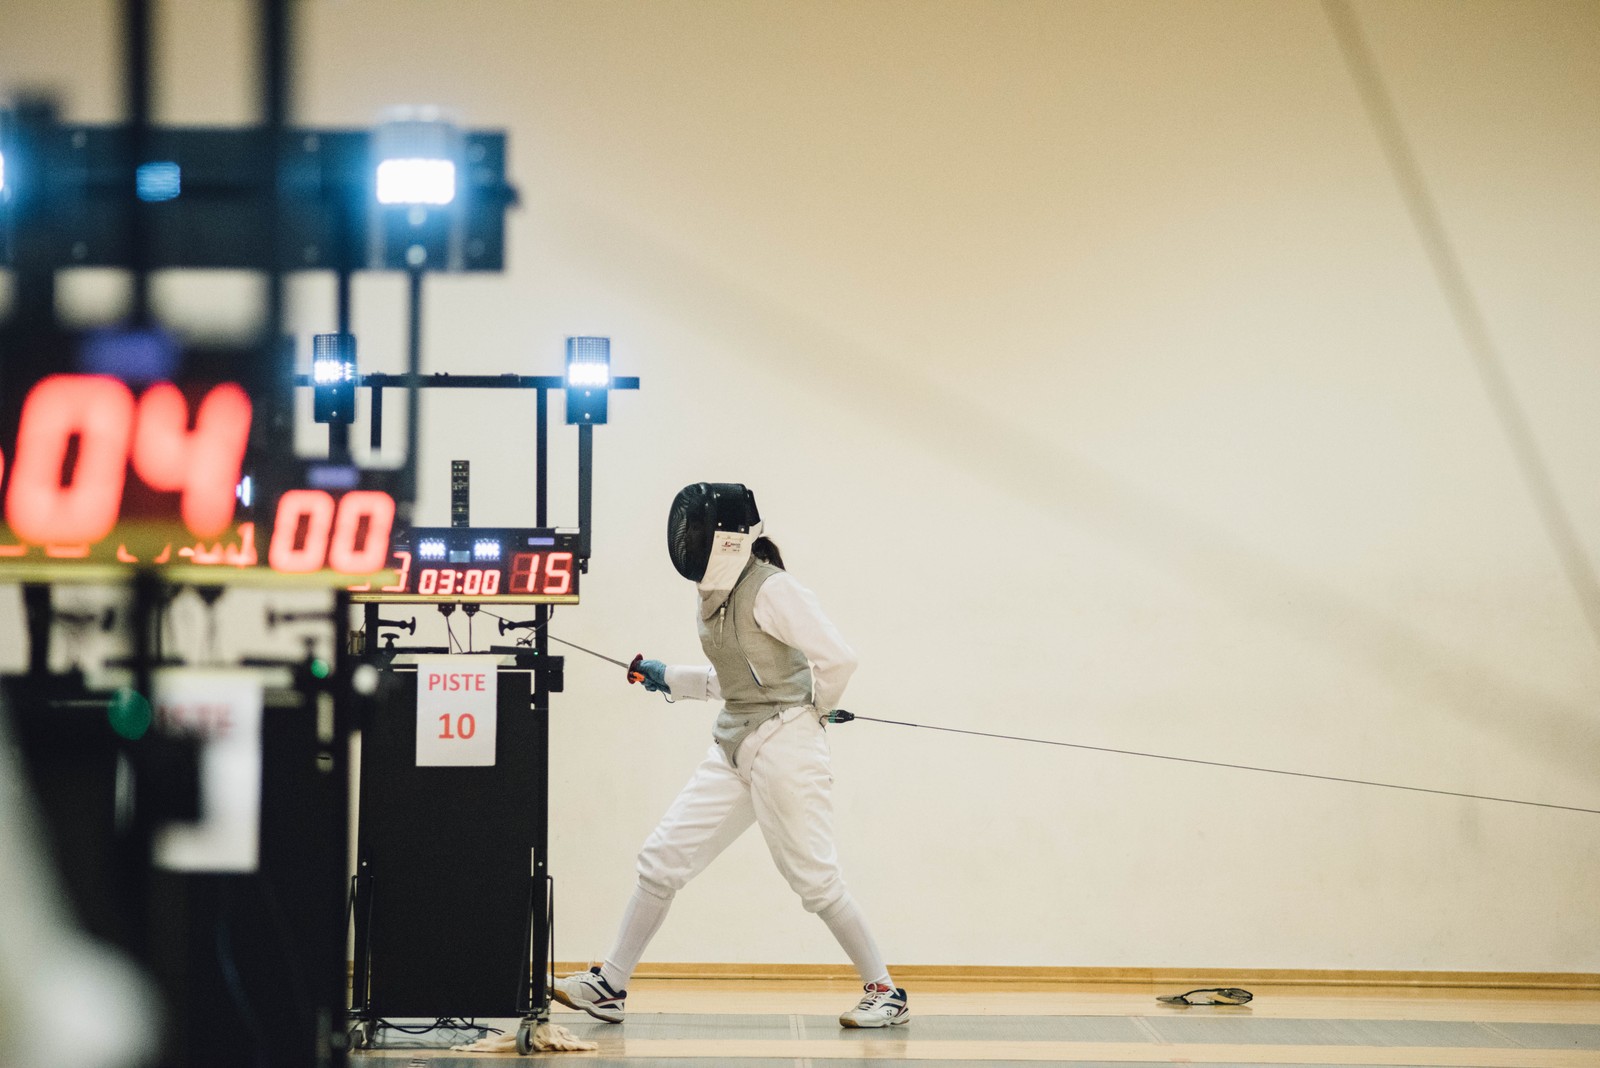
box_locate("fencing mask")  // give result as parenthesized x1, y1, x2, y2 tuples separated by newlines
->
(667, 483, 763, 589)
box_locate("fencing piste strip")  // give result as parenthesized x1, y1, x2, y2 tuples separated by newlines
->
(828, 713, 1600, 817)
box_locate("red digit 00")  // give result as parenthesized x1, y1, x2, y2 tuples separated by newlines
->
(269, 490, 396, 575)
(5, 375, 137, 546)
(326, 490, 394, 574)
(266, 489, 336, 573)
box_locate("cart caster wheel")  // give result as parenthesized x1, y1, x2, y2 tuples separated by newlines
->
(349, 1019, 375, 1050)
(515, 1020, 534, 1055)
(347, 1025, 364, 1051)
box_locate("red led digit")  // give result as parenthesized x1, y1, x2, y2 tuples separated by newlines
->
(510, 552, 539, 593)
(6, 375, 136, 546)
(463, 569, 483, 595)
(544, 552, 574, 596)
(438, 569, 458, 596)
(266, 489, 335, 573)
(131, 382, 251, 538)
(418, 568, 438, 595)
(381, 550, 413, 593)
(484, 569, 501, 595)
(326, 491, 395, 574)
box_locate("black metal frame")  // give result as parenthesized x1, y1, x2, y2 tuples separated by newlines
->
(346, 665, 558, 1036)
(325, 368, 634, 1049)
(0, 2, 514, 1065)
(0, 0, 639, 1058)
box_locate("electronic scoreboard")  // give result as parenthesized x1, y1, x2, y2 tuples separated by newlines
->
(0, 367, 398, 588)
(349, 527, 580, 604)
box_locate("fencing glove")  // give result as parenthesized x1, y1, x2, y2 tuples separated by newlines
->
(636, 659, 670, 694)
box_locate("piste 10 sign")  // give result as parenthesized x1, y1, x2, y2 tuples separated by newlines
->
(0, 373, 396, 583)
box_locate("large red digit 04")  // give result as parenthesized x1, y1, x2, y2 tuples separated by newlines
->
(5, 375, 136, 546)
(267, 489, 336, 573)
(132, 383, 251, 538)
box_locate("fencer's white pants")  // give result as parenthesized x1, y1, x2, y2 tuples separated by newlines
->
(599, 707, 889, 990)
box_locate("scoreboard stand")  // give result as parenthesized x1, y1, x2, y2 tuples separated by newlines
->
(337, 371, 635, 1052)
(347, 660, 560, 1048)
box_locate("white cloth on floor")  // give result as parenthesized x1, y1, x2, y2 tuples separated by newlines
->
(449, 1022, 596, 1053)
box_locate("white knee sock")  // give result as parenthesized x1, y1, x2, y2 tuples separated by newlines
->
(599, 884, 673, 991)
(818, 894, 891, 987)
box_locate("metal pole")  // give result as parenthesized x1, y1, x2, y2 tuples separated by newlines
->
(577, 423, 593, 564)
(535, 387, 548, 528)
(402, 267, 423, 522)
(369, 384, 384, 451)
(333, 269, 354, 463)
(123, 0, 153, 323)
(336, 269, 352, 334)
(22, 584, 51, 677)
(254, 0, 294, 507)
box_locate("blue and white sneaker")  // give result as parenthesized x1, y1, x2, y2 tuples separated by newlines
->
(550, 966, 626, 1023)
(839, 983, 910, 1028)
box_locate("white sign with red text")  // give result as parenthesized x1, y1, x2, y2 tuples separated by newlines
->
(415, 655, 498, 766)
(151, 668, 264, 873)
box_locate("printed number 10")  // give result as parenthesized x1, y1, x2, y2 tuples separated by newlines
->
(438, 713, 477, 740)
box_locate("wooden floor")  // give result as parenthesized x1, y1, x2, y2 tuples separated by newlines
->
(350, 978, 1600, 1066)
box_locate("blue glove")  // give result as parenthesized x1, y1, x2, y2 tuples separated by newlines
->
(637, 659, 670, 694)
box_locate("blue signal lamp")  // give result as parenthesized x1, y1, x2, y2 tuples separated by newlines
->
(135, 160, 181, 203)
(370, 107, 465, 271)
(565, 336, 611, 425)
(311, 332, 358, 425)
(376, 157, 456, 206)
(372, 108, 462, 205)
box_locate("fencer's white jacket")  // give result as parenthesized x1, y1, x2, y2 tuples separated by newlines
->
(664, 568, 858, 736)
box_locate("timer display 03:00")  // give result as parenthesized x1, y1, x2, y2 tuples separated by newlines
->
(384, 550, 576, 599)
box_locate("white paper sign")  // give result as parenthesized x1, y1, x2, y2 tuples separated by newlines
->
(415, 655, 498, 766)
(152, 668, 264, 873)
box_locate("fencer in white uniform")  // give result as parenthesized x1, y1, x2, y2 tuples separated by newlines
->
(551, 483, 909, 1028)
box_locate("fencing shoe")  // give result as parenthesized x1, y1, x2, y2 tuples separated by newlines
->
(839, 983, 910, 1028)
(550, 966, 626, 1023)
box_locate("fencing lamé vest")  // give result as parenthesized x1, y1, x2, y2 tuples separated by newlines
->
(698, 560, 813, 766)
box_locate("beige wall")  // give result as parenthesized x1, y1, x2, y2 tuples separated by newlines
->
(2, 0, 1598, 972)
